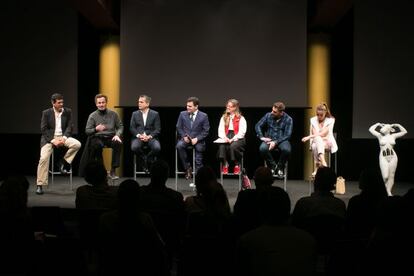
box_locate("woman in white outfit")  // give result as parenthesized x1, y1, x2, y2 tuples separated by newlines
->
(302, 103, 338, 176)
(369, 123, 407, 196)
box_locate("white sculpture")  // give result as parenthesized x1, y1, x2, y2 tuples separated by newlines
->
(369, 123, 407, 196)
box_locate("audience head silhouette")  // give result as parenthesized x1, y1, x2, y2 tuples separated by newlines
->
(84, 161, 108, 187)
(150, 159, 169, 186)
(314, 167, 336, 192)
(358, 166, 388, 198)
(258, 186, 291, 225)
(118, 179, 141, 212)
(195, 166, 217, 196)
(254, 166, 274, 188)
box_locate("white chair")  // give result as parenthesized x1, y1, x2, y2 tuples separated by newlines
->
(220, 153, 244, 191)
(48, 149, 73, 190)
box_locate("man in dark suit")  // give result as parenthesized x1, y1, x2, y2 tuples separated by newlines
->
(176, 97, 210, 180)
(36, 93, 81, 195)
(130, 95, 161, 172)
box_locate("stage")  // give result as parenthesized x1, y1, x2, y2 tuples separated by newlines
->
(27, 175, 414, 211)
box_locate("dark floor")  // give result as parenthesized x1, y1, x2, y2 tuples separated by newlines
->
(27, 175, 414, 211)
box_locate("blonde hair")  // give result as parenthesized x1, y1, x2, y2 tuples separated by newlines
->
(316, 102, 333, 118)
(223, 99, 241, 128)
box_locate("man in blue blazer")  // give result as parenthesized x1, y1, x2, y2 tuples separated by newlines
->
(130, 95, 161, 171)
(176, 97, 210, 179)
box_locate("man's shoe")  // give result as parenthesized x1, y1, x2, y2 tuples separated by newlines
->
(222, 166, 229, 175)
(36, 186, 44, 195)
(233, 165, 240, 175)
(59, 160, 71, 175)
(185, 167, 193, 180)
(276, 169, 285, 179)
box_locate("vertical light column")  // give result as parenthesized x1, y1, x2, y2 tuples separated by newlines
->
(99, 35, 122, 175)
(305, 34, 330, 179)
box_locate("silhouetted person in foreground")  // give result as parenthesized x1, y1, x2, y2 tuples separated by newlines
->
(99, 179, 169, 276)
(233, 166, 274, 237)
(236, 186, 317, 275)
(140, 159, 185, 268)
(346, 167, 388, 240)
(0, 176, 35, 274)
(76, 161, 118, 210)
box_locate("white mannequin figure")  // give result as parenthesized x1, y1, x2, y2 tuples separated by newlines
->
(369, 123, 407, 196)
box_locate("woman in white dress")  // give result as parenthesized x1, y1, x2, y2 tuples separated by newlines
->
(302, 103, 338, 176)
(369, 122, 407, 196)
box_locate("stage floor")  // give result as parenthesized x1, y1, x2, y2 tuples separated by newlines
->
(26, 175, 414, 211)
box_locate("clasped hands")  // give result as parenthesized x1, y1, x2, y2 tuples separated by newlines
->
(184, 135, 198, 145)
(138, 134, 152, 142)
(52, 137, 66, 147)
(260, 137, 276, 150)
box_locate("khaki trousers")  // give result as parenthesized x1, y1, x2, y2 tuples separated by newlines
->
(36, 137, 81, 186)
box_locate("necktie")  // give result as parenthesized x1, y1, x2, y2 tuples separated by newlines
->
(190, 113, 194, 128)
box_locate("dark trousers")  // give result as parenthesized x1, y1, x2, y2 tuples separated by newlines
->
(218, 137, 245, 164)
(259, 140, 291, 169)
(89, 136, 122, 169)
(131, 138, 161, 167)
(176, 140, 205, 172)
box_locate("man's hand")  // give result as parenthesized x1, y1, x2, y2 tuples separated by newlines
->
(96, 124, 106, 132)
(260, 137, 272, 143)
(52, 137, 65, 147)
(112, 135, 122, 143)
(183, 136, 191, 144)
(268, 141, 276, 151)
(191, 137, 198, 145)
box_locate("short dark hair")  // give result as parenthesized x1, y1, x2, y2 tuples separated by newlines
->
(139, 95, 151, 104)
(95, 94, 108, 103)
(273, 102, 285, 111)
(254, 166, 273, 188)
(150, 159, 169, 185)
(187, 96, 199, 106)
(84, 161, 108, 186)
(314, 167, 336, 191)
(51, 93, 63, 103)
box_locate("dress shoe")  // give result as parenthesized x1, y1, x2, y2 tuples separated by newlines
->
(59, 160, 71, 175)
(36, 186, 44, 195)
(276, 169, 285, 179)
(233, 165, 240, 175)
(185, 167, 193, 180)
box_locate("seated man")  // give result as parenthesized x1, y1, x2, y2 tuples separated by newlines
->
(130, 95, 161, 172)
(81, 94, 123, 179)
(255, 101, 292, 179)
(36, 93, 81, 195)
(176, 97, 210, 180)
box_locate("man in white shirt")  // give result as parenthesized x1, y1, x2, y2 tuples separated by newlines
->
(130, 95, 161, 172)
(36, 93, 81, 194)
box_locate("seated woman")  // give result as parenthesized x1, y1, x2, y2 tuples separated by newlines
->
(216, 99, 247, 175)
(302, 103, 338, 176)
